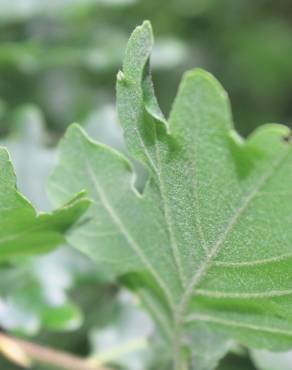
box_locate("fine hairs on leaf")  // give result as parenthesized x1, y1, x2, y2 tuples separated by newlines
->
(49, 21, 292, 369)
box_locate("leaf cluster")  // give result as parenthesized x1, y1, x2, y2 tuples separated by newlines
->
(1, 18, 292, 370)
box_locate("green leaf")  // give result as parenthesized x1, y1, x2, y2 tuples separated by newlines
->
(0, 146, 89, 260)
(49, 21, 292, 367)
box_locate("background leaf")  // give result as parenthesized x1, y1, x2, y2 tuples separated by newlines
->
(89, 291, 155, 370)
(0, 104, 56, 211)
(251, 349, 292, 370)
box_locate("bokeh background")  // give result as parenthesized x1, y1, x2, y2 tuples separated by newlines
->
(0, 1, 292, 369)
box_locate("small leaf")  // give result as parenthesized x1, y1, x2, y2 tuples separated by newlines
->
(0, 146, 89, 260)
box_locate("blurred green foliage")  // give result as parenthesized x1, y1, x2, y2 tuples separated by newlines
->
(1, 0, 292, 138)
(0, 0, 292, 369)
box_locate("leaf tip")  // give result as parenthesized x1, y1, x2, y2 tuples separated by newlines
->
(121, 20, 154, 79)
(128, 19, 153, 50)
(179, 68, 230, 115)
(68, 122, 82, 132)
(184, 68, 226, 94)
(136, 19, 153, 35)
(64, 123, 86, 143)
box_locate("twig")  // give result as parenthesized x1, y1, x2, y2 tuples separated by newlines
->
(0, 332, 111, 370)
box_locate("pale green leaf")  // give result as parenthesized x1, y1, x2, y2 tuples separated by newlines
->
(0, 146, 89, 259)
(187, 325, 233, 370)
(0, 247, 97, 334)
(49, 21, 292, 367)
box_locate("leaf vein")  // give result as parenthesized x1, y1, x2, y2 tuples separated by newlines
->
(84, 158, 176, 312)
(196, 288, 292, 298)
(177, 145, 292, 322)
(185, 314, 292, 337)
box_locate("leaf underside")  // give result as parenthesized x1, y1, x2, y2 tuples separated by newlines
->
(0, 147, 89, 259)
(49, 21, 292, 353)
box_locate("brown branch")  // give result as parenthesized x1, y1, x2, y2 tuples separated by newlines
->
(0, 332, 111, 370)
